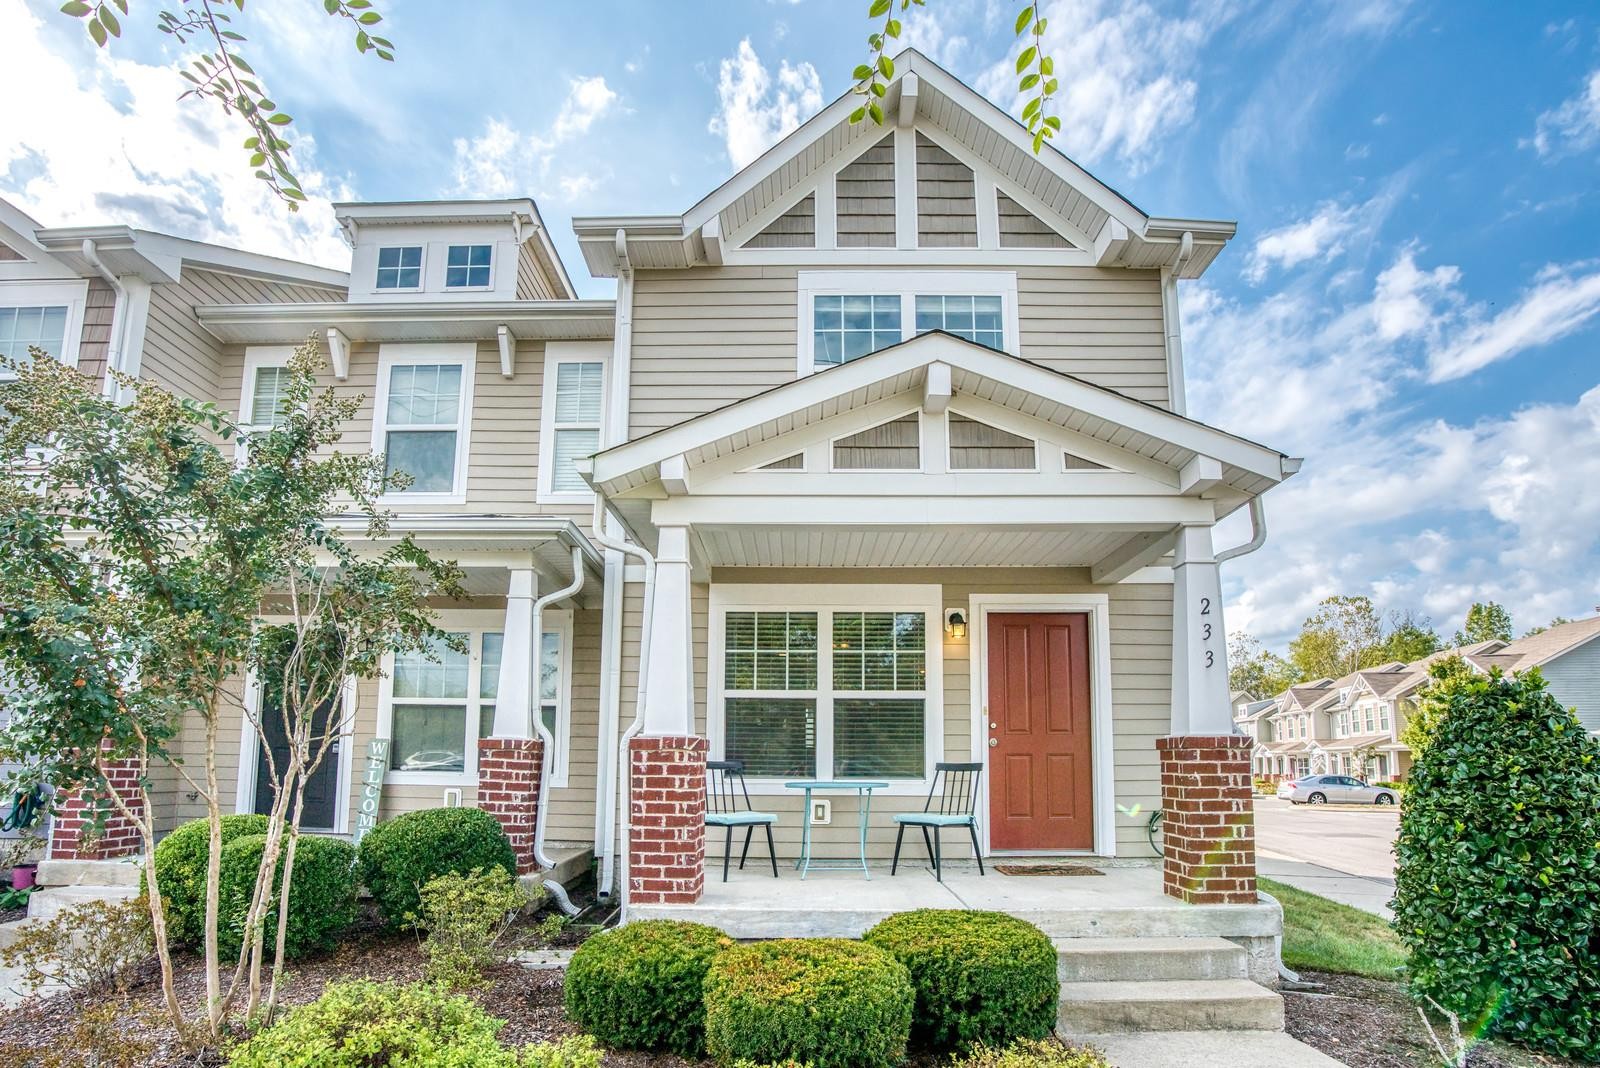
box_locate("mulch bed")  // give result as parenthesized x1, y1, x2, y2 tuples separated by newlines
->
(1285, 970, 1584, 1068)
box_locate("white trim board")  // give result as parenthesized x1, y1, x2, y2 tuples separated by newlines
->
(966, 593, 1117, 858)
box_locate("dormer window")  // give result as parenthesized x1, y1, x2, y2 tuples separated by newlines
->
(375, 246, 422, 290)
(445, 244, 492, 289)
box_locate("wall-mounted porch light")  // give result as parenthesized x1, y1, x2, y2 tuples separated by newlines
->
(945, 608, 967, 640)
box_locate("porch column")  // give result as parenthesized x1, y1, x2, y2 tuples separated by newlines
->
(478, 568, 543, 874)
(1160, 525, 1256, 904)
(629, 525, 707, 906)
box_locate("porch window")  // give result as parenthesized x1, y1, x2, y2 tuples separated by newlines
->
(721, 607, 929, 781)
(476, 627, 570, 784)
(813, 294, 901, 366)
(915, 295, 1004, 350)
(379, 361, 467, 495)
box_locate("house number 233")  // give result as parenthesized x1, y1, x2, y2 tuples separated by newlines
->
(1200, 597, 1215, 668)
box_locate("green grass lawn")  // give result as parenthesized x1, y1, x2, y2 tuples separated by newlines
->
(1259, 876, 1408, 980)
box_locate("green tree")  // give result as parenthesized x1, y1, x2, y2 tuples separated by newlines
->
(1227, 632, 1299, 698)
(1454, 601, 1513, 646)
(1287, 596, 1385, 679)
(1375, 610, 1441, 664)
(0, 341, 458, 1036)
(1392, 666, 1600, 1060)
(1522, 616, 1573, 637)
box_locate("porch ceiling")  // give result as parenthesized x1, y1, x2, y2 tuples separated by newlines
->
(692, 524, 1139, 569)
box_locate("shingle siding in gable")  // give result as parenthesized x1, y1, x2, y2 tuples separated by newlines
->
(745, 193, 815, 249)
(77, 277, 115, 384)
(915, 133, 977, 248)
(0, 242, 24, 262)
(835, 135, 896, 248)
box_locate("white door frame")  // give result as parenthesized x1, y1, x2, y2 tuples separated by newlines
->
(967, 593, 1116, 857)
(233, 672, 358, 835)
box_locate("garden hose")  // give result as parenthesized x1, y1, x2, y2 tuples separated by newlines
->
(1, 786, 46, 833)
(1146, 809, 1163, 857)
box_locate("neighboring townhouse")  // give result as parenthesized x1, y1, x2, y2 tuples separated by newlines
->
(1319, 663, 1410, 781)
(3, 52, 1301, 928)
(1456, 617, 1600, 732)
(1257, 679, 1332, 780)
(1232, 697, 1275, 778)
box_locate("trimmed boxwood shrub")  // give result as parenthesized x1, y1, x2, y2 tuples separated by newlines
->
(355, 807, 517, 928)
(1393, 665, 1600, 1062)
(147, 814, 268, 947)
(216, 832, 357, 961)
(227, 979, 513, 1067)
(564, 919, 730, 1056)
(953, 1038, 1110, 1067)
(703, 938, 913, 1068)
(864, 909, 1058, 1048)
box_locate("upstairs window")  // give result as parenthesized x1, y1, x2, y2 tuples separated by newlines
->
(378, 357, 471, 496)
(548, 361, 603, 494)
(916, 295, 1004, 350)
(247, 364, 291, 428)
(0, 305, 69, 373)
(445, 244, 492, 288)
(813, 294, 900, 366)
(375, 246, 422, 290)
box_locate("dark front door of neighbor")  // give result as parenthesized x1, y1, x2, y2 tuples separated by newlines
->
(986, 612, 1094, 851)
(253, 695, 340, 831)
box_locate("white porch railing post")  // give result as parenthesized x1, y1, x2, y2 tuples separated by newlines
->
(1169, 524, 1232, 735)
(482, 567, 543, 873)
(640, 525, 696, 737)
(491, 568, 538, 739)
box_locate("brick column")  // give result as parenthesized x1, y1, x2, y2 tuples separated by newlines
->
(628, 735, 707, 905)
(476, 737, 544, 875)
(49, 752, 145, 861)
(1157, 734, 1256, 904)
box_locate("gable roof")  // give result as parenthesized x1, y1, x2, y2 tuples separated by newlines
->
(583, 329, 1295, 498)
(573, 50, 1234, 278)
(1489, 615, 1600, 669)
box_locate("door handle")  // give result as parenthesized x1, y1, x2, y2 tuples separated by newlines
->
(989, 722, 997, 729)
(988, 738, 998, 747)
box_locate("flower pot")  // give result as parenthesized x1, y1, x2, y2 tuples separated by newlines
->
(10, 864, 37, 891)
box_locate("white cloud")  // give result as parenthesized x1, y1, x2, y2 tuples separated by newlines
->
(450, 76, 618, 199)
(1425, 264, 1600, 382)
(558, 172, 599, 201)
(1525, 68, 1600, 158)
(1243, 202, 1361, 283)
(976, 0, 1235, 173)
(0, 0, 350, 268)
(708, 39, 824, 170)
(1370, 247, 1460, 342)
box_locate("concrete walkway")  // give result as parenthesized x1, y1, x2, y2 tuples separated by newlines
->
(1084, 1029, 1348, 1066)
(1257, 855, 1395, 920)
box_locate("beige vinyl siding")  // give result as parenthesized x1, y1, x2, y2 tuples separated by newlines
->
(1017, 266, 1169, 408)
(141, 268, 344, 404)
(1543, 639, 1600, 734)
(627, 265, 1171, 432)
(745, 194, 816, 250)
(683, 567, 1169, 861)
(515, 244, 561, 300)
(915, 133, 977, 248)
(835, 135, 895, 248)
(997, 191, 1072, 249)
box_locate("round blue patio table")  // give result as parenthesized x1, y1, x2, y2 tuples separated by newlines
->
(784, 780, 889, 879)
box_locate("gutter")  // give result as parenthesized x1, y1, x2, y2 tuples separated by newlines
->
(80, 239, 129, 402)
(1216, 497, 1267, 564)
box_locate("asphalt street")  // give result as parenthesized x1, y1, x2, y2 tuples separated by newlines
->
(1253, 795, 1400, 917)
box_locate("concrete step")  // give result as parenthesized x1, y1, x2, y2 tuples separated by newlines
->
(25, 884, 137, 922)
(1080, 1030, 1347, 1067)
(1058, 979, 1285, 1034)
(36, 858, 143, 888)
(1056, 937, 1248, 983)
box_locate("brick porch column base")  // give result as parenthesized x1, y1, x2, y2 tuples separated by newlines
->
(476, 737, 544, 875)
(629, 735, 707, 905)
(49, 752, 145, 861)
(1157, 734, 1256, 904)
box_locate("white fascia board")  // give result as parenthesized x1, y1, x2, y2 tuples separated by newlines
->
(195, 300, 617, 344)
(591, 333, 1289, 486)
(650, 494, 1216, 528)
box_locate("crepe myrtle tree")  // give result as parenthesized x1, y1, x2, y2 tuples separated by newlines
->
(0, 339, 460, 1040)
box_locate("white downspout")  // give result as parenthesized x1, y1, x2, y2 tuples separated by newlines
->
(1216, 497, 1269, 564)
(532, 547, 586, 903)
(1163, 231, 1194, 417)
(80, 240, 128, 402)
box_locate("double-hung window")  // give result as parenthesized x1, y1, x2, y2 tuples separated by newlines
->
(375, 246, 422, 290)
(715, 587, 938, 787)
(445, 244, 492, 289)
(798, 272, 1018, 374)
(385, 618, 570, 785)
(538, 342, 608, 501)
(376, 347, 474, 499)
(0, 283, 85, 376)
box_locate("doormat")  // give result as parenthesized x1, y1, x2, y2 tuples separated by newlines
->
(994, 863, 1105, 877)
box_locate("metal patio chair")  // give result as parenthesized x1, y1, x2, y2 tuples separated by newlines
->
(891, 761, 984, 882)
(705, 759, 779, 881)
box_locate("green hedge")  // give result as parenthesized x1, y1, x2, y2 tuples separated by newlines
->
(564, 920, 730, 1057)
(355, 807, 517, 928)
(703, 939, 913, 1068)
(864, 909, 1058, 1048)
(147, 814, 268, 947)
(216, 832, 357, 961)
(1393, 667, 1600, 1061)
(953, 1038, 1110, 1067)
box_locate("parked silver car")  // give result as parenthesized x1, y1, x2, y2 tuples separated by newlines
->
(1277, 775, 1398, 806)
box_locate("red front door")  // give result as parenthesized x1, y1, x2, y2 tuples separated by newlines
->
(986, 612, 1094, 851)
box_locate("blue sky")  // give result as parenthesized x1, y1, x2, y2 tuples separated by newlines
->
(3, 0, 1598, 649)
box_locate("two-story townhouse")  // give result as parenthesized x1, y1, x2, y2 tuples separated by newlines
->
(7, 54, 1300, 943)
(1319, 663, 1410, 780)
(1260, 679, 1331, 779)
(1457, 618, 1600, 733)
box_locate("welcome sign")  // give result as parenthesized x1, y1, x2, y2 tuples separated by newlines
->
(354, 737, 389, 843)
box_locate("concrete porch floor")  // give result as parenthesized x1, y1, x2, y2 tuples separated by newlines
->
(630, 859, 1282, 946)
